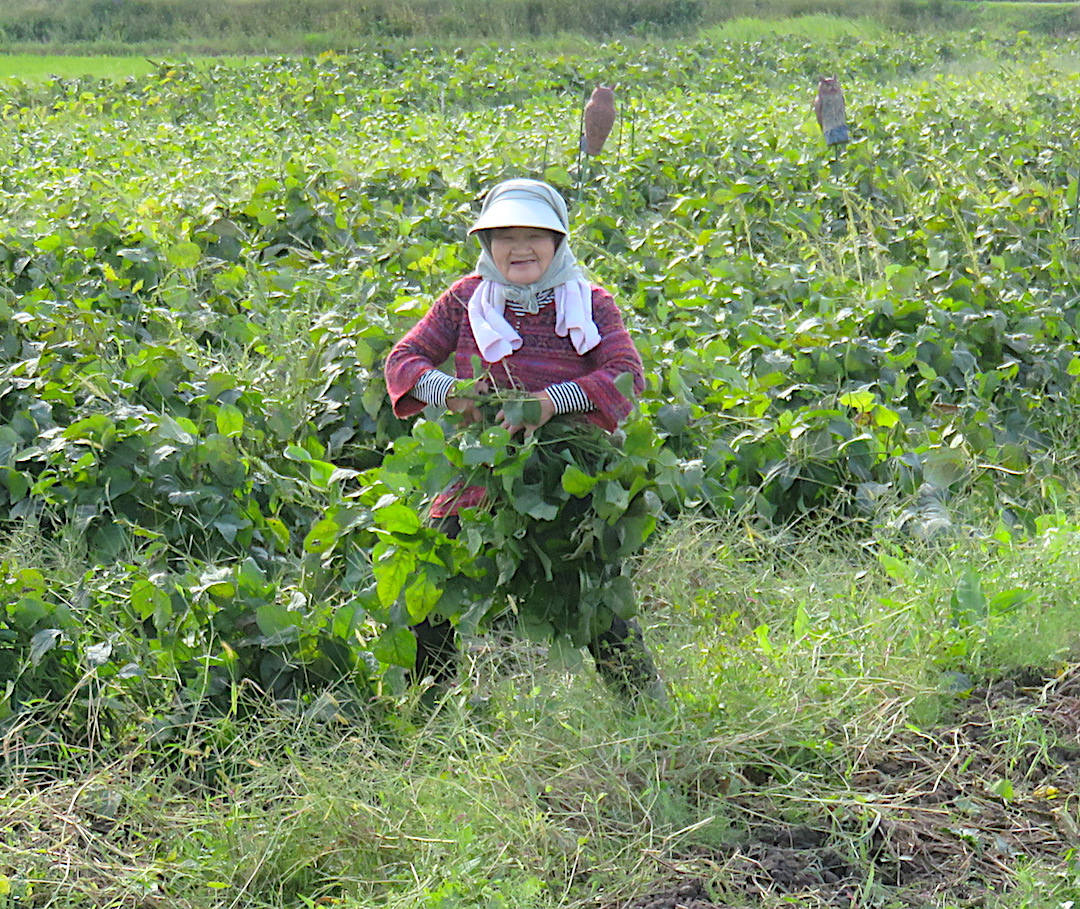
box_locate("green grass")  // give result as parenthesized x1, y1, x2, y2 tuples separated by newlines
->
(700, 13, 889, 42)
(2, 512, 1079, 907)
(0, 54, 157, 80)
(0, 53, 258, 82)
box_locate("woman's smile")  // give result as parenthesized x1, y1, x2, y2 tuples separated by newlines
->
(488, 227, 559, 285)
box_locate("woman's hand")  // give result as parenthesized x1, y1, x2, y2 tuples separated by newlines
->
(498, 391, 555, 437)
(446, 377, 491, 425)
(446, 395, 482, 424)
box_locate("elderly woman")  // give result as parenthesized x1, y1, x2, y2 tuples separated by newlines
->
(384, 178, 664, 704)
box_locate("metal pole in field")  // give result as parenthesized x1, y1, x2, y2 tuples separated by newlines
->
(575, 88, 587, 202)
(1071, 169, 1080, 239)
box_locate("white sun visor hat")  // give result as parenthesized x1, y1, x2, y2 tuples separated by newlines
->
(467, 180, 570, 237)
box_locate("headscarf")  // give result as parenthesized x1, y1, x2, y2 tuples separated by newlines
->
(465, 179, 601, 363)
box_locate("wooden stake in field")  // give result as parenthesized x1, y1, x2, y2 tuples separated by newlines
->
(813, 76, 849, 146)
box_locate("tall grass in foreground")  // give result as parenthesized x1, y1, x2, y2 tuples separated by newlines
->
(1, 509, 1078, 907)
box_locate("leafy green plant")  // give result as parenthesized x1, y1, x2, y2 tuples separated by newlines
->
(363, 402, 674, 663)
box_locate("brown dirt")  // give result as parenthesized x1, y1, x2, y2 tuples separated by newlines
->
(612, 666, 1080, 909)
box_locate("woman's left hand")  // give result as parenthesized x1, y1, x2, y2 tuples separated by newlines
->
(497, 391, 555, 437)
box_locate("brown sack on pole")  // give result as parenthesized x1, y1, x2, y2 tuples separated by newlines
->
(583, 86, 616, 155)
(813, 76, 849, 146)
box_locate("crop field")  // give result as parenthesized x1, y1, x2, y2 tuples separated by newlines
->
(2, 28, 1080, 909)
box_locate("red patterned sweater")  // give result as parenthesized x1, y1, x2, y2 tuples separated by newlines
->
(384, 275, 645, 515)
(385, 275, 644, 430)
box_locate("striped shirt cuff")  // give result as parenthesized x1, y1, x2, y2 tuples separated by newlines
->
(546, 381, 593, 415)
(412, 369, 458, 409)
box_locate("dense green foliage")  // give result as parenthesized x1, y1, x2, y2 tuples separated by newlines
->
(2, 30, 1080, 739)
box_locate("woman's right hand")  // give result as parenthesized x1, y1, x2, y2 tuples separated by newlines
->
(446, 377, 491, 425)
(446, 395, 482, 424)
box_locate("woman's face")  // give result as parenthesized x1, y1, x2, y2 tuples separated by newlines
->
(488, 227, 560, 285)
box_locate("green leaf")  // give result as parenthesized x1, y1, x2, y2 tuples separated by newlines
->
(838, 390, 875, 412)
(353, 371, 383, 416)
(878, 553, 914, 583)
(203, 436, 247, 486)
(500, 400, 525, 427)
(374, 502, 421, 534)
(374, 544, 415, 607)
(153, 593, 173, 633)
(927, 248, 949, 273)
(63, 413, 114, 442)
(754, 623, 774, 655)
(332, 602, 364, 639)
(614, 371, 637, 399)
(597, 480, 630, 516)
(214, 517, 245, 544)
(872, 405, 900, 428)
(656, 404, 691, 436)
(131, 579, 169, 621)
(463, 444, 498, 467)
(256, 602, 301, 637)
(35, 233, 65, 253)
(0, 468, 28, 502)
(304, 517, 343, 554)
(512, 489, 558, 521)
(562, 464, 597, 497)
(29, 629, 61, 666)
(924, 449, 967, 490)
(412, 419, 446, 453)
(404, 574, 440, 622)
(265, 517, 290, 552)
(283, 444, 312, 463)
(547, 635, 584, 671)
(543, 165, 572, 185)
(793, 602, 809, 638)
(605, 575, 637, 620)
(166, 241, 202, 269)
(518, 613, 554, 643)
(988, 588, 1030, 617)
(12, 596, 47, 629)
(157, 414, 196, 445)
(305, 458, 338, 489)
(371, 626, 417, 668)
(621, 419, 657, 457)
(521, 398, 543, 426)
(216, 404, 244, 438)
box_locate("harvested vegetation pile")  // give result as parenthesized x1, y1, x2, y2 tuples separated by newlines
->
(614, 669, 1080, 908)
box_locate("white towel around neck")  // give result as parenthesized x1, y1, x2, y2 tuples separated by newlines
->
(466, 278, 601, 364)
